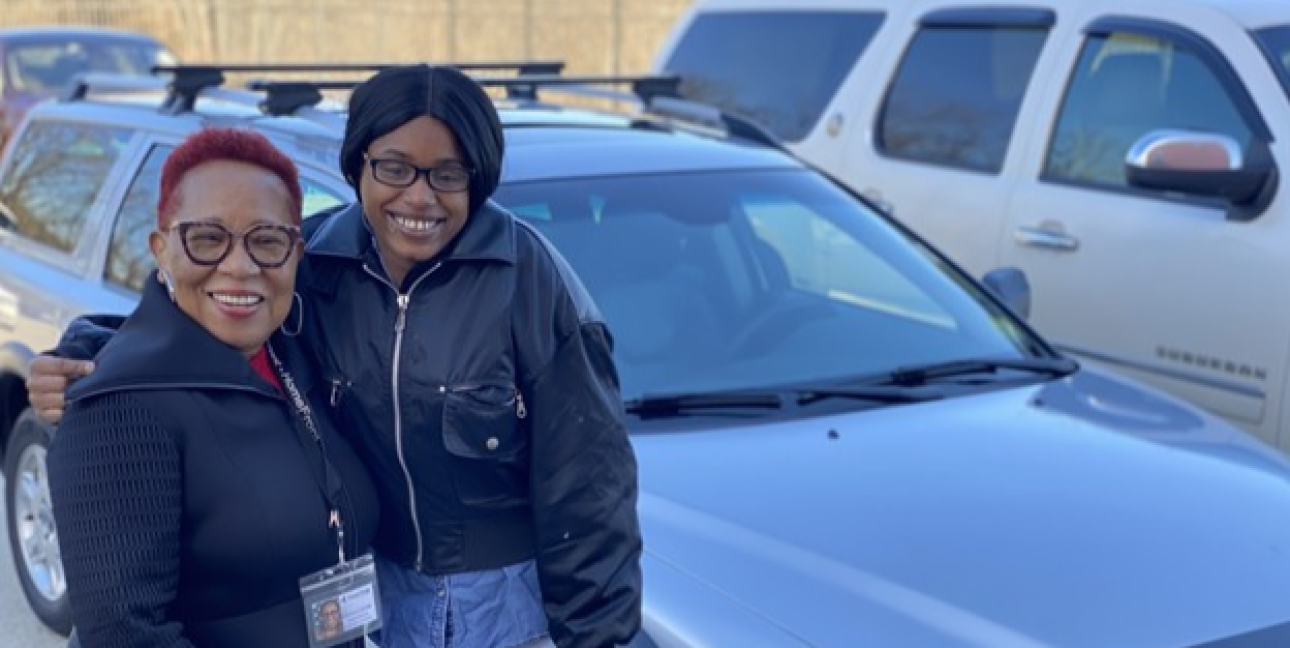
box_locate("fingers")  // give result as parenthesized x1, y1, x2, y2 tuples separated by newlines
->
(26, 355, 96, 425)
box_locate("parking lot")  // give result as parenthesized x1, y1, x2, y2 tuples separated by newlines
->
(0, 477, 61, 648)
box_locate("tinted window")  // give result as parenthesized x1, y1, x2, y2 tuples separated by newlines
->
(878, 25, 1048, 172)
(105, 145, 169, 292)
(1254, 25, 1290, 101)
(0, 121, 130, 252)
(663, 11, 884, 142)
(495, 169, 1035, 401)
(1045, 33, 1255, 188)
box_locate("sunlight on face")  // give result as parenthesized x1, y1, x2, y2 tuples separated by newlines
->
(149, 160, 300, 356)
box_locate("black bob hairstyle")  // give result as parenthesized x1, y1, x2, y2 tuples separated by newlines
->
(340, 64, 504, 216)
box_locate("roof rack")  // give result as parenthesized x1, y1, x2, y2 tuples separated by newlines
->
(473, 74, 681, 103)
(58, 66, 776, 152)
(247, 73, 681, 115)
(494, 74, 780, 149)
(643, 96, 783, 151)
(60, 72, 288, 116)
(152, 61, 566, 115)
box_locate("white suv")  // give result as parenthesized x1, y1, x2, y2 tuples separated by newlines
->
(654, 0, 1290, 451)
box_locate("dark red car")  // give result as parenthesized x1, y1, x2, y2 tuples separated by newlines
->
(0, 25, 177, 148)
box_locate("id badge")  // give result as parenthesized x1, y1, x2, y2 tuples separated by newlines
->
(299, 553, 382, 648)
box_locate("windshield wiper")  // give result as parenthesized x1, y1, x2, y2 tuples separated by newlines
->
(796, 385, 941, 406)
(883, 356, 1078, 387)
(624, 391, 784, 417)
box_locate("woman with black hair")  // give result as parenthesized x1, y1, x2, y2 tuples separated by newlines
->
(305, 63, 642, 648)
(32, 64, 642, 648)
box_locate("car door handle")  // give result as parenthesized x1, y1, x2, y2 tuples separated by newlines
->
(1014, 225, 1079, 251)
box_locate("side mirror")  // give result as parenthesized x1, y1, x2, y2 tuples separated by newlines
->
(1125, 129, 1277, 220)
(982, 267, 1030, 320)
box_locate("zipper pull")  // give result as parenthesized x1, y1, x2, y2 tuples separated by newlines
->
(395, 294, 410, 333)
(330, 379, 343, 407)
(515, 389, 527, 419)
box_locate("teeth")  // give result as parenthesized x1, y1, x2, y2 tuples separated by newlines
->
(212, 294, 263, 307)
(393, 215, 439, 232)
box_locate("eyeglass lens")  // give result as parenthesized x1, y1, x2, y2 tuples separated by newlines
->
(178, 222, 297, 267)
(370, 159, 470, 192)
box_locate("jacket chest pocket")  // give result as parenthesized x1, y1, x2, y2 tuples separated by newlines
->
(441, 382, 529, 507)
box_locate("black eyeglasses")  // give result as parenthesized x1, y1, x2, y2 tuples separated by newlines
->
(165, 221, 301, 268)
(365, 155, 473, 192)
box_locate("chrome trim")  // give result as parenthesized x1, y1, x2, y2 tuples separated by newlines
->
(1126, 129, 1243, 170)
(1055, 342, 1264, 399)
(1013, 226, 1079, 251)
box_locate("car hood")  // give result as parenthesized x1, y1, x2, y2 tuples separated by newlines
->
(632, 369, 1290, 647)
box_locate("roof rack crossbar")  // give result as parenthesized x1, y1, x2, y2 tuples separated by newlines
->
(247, 80, 363, 93)
(154, 61, 565, 76)
(472, 74, 681, 102)
(155, 61, 568, 115)
(251, 74, 680, 106)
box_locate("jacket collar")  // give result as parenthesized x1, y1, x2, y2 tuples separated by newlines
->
(68, 275, 280, 401)
(305, 199, 518, 266)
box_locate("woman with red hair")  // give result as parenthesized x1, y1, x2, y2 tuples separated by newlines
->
(47, 127, 380, 648)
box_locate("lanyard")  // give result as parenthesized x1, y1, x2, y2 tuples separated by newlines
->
(266, 343, 349, 564)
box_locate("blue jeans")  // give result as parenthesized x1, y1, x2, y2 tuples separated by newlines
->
(373, 554, 549, 648)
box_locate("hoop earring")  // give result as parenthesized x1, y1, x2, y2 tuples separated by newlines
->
(280, 292, 304, 337)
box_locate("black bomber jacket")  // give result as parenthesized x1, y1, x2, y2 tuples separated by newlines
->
(298, 201, 643, 648)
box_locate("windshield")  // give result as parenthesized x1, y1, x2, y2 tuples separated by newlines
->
(1255, 25, 1290, 100)
(494, 169, 1047, 401)
(5, 38, 177, 92)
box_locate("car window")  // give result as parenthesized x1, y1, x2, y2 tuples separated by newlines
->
(743, 197, 953, 329)
(4, 38, 171, 92)
(105, 145, 169, 292)
(0, 121, 130, 253)
(105, 146, 351, 293)
(495, 169, 1035, 400)
(301, 180, 348, 218)
(1254, 25, 1290, 100)
(1045, 32, 1255, 188)
(877, 24, 1048, 173)
(662, 11, 884, 142)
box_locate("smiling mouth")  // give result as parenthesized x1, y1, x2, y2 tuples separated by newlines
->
(389, 213, 445, 236)
(209, 292, 264, 307)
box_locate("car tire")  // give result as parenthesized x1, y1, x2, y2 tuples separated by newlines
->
(4, 407, 71, 636)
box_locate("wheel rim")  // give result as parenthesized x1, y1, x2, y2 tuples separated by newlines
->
(13, 443, 64, 602)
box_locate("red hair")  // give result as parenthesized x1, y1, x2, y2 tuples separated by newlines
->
(156, 127, 303, 228)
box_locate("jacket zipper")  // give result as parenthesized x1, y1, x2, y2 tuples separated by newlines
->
(364, 261, 440, 570)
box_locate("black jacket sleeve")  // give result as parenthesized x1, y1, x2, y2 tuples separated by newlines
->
(48, 392, 194, 648)
(527, 321, 643, 648)
(50, 314, 126, 360)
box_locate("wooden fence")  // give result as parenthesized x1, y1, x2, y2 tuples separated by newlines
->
(0, 0, 693, 74)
